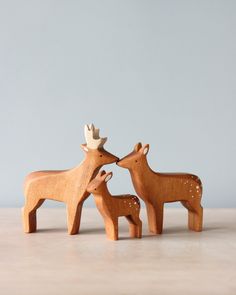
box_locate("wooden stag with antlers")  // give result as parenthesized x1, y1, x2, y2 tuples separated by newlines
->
(22, 124, 119, 234)
(117, 143, 203, 234)
(87, 170, 142, 240)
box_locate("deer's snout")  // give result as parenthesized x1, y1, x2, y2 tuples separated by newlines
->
(116, 159, 123, 166)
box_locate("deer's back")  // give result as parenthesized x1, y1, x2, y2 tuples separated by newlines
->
(24, 170, 69, 198)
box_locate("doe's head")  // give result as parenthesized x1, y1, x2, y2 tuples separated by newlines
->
(117, 142, 149, 169)
(81, 124, 119, 165)
(87, 170, 113, 194)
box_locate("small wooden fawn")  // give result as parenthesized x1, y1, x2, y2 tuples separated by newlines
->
(22, 124, 119, 235)
(117, 143, 203, 234)
(87, 170, 142, 240)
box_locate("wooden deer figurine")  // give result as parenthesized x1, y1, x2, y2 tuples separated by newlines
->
(87, 170, 142, 240)
(22, 124, 119, 235)
(117, 143, 203, 234)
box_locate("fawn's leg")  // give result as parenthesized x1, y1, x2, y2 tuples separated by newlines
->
(136, 218, 142, 238)
(146, 202, 158, 234)
(126, 215, 136, 238)
(181, 201, 203, 232)
(22, 199, 45, 233)
(133, 216, 142, 238)
(155, 202, 164, 234)
(126, 215, 142, 238)
(104, 218, 118, 240)
(189, 203, 203, 232)
(67, 202, 84, 235)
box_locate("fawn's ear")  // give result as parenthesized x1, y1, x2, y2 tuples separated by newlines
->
(140, 144, 149, 155)
(98, 170, 106, 177)
(134, 142, 142, 152)
(104, 172, 113, 182)
(81, 144, 89, 152)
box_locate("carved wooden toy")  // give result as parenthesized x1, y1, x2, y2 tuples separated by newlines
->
(117, 143, 203, 234)
(22, 124, 119, 234)
(87, 170, 142, 240)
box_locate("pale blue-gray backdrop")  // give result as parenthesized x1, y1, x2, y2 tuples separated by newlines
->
(0, 0, 235, 208)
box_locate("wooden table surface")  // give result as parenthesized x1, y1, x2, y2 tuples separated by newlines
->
(0, 208, 235, 295)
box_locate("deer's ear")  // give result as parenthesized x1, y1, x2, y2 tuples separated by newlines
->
(134, 142, 142, 152)
(141, 144, 149, 155)
(81, 144, 89, 152)
(99, 170, 106, 177)
(104, 172, 113, 182)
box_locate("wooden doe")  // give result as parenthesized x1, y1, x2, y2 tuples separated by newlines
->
(117, 143, 203, 234)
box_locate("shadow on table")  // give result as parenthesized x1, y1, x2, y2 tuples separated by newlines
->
(37, 227, 67, 233)
(163, 225, 225, 234)
(36, 224, 226, 237)
(79, 227, 105, 234)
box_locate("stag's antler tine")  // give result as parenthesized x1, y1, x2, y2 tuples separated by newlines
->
(89, 124, 95, 131)
(94, 128, 100, 139)
(84, 123, 107, 149)
(100, 137, 107, 147)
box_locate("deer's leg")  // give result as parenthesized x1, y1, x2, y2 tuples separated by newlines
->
(133, 216, 142, 238)
(126, 215, 142, 238)
(155, 202, 164, 234)
(146, 202, 164, 234)
(145, 202, 158, 234)
(22, 199, 45, 233)
(189, 203, 203, 232)
(104, 218, 118, 240)
(181, 200, 192, 229)
(67, 201, 84, 235)
(126, 215, 136, 238)
(182, 201, 203, 232)
(136, 220, 142, 238)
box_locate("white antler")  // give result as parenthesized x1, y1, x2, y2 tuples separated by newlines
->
(84, 124, 107, 149)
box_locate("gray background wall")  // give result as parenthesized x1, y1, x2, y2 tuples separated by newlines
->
(0, 0, 235, 208)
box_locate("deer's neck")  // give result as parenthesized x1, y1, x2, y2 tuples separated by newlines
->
(129, 158, 158, 197)
(69, 157, 102, 199)
(93, 186, 111, 207)
(95, 185, 111, 200)
(71, 157, 101, 178)
(130, 158, 154, 176)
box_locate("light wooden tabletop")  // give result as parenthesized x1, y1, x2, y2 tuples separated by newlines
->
(0, 208, 235, 295)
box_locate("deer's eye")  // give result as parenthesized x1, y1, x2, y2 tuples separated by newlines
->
(99, 155, 103, 157)
(95, 188, 97, 190)
(135, 160, 138, 163)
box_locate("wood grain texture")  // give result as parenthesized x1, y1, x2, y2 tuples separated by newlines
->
(22, 124, 119, 235)
(117, 143, 203, 234)
(87, 170, 142, 240)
